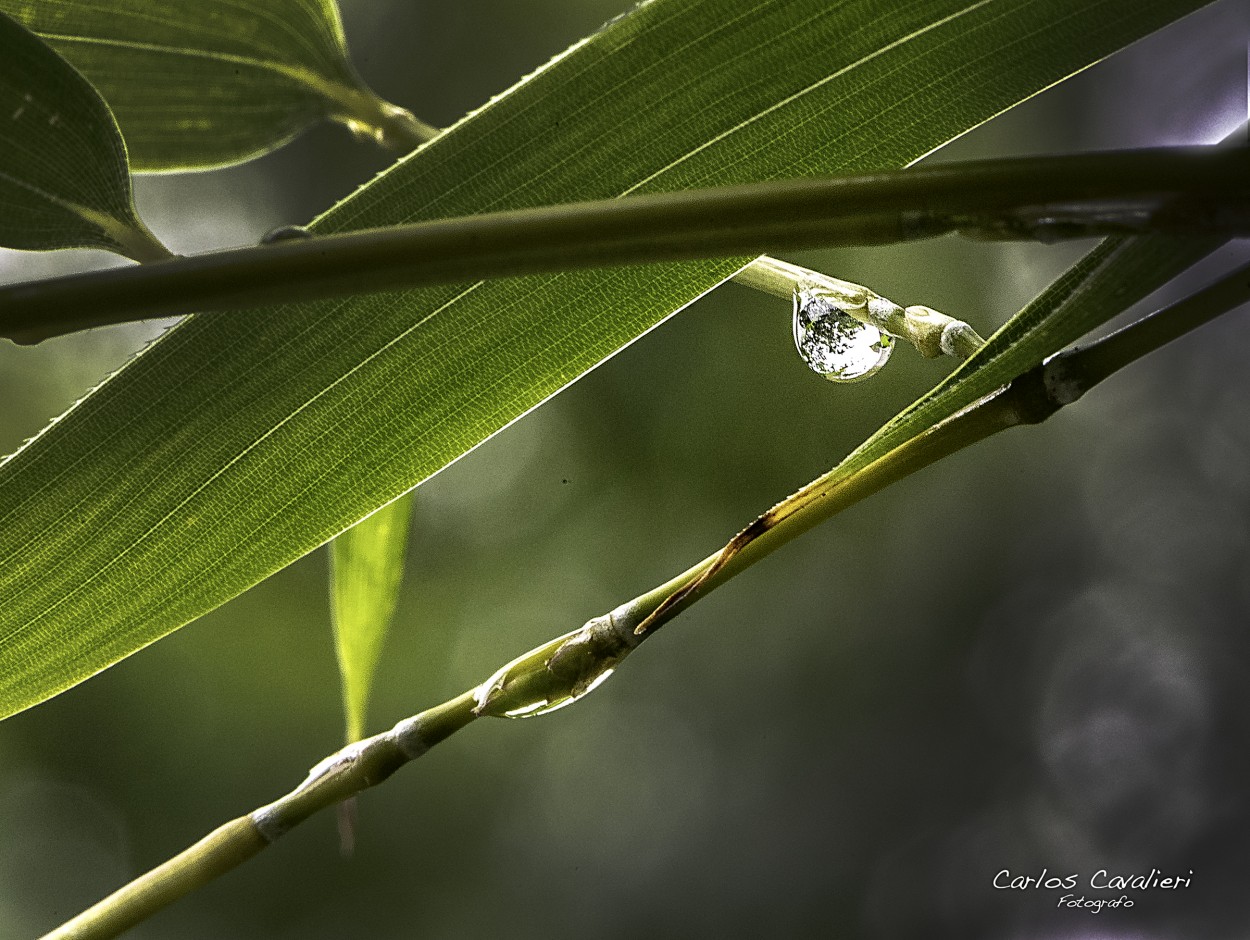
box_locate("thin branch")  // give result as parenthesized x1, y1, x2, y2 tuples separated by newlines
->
(3, 146, 1247, 343)
(734, 256, 986, 360)
(44, 259, 1250, 940)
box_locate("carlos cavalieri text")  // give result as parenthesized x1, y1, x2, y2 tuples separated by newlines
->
(993, 869, 1193, 912)
(992, 869, 1193, 891)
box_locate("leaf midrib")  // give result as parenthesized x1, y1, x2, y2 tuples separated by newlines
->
(0, 165, 117, 241)
(37, 31, 351, 114)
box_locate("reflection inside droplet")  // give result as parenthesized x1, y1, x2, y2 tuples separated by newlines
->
(792, 283, 893, 382)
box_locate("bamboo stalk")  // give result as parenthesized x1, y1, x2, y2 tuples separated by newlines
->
(2, 147, 1246, 344)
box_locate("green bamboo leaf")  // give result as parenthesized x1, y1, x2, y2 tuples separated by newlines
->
(0, 0, 436, 171)
(330, 494, 413, 743)
(834, 124, 1244, 477)
(0, 0, 1214, 720)
(0, 10, 167, 259)
(841, 231, 1229, 479)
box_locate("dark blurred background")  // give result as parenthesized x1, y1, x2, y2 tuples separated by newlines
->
(1, 2, 1249, 937)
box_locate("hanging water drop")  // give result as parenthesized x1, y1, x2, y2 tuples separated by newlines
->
(260, 224, 312, 245)
(494, 666, 618, 719)
(792, 282, 893, 382)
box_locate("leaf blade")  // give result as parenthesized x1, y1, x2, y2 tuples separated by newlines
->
(330, 494, 413, 743)
(0, 10, 165, 258)
(0, 0, 1215, 719)
(842, 228, 1230, 480)
(0, 0, 428, 170)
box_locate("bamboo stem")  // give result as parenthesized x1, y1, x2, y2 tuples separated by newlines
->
(2, 146, 1247, 344)
(325, 83, 441, 151)
(43, 692, 479, 940)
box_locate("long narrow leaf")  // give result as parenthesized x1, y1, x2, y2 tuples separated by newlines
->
(843, 232, 1229, 477)
(0, 0, 1214, 720)
(657, 231, 1235, 628)
(837, 119, 1245, 475)
(330, 494, 413, 743)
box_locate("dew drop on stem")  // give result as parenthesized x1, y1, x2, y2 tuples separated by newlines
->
(493, 667, 618, 719)
(472, 614, 638, 720)
(792, 282, 893, 382)
(260, 224, 312, 244)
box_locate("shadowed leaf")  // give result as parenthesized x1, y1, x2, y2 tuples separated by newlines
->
(0, 10, 166, 259)
(0, 0, 434, 171)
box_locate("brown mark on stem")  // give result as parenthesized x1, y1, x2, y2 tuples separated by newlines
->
(634, 509, 782, 636)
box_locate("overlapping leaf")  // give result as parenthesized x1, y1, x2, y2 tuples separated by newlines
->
(0, 0, 1215, 719)
(330, 494, 413, 742)
(0, 10, 165, 258)
(844, 231, 1230, 479)
(0, 0, 429, 170)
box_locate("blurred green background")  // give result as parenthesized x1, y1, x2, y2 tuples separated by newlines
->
(2, 1, 1249, 937)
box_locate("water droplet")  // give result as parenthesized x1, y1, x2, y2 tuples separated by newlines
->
(260, 224, 312, 245)
(792, 283, 893, 382)
(473, 614, 638, 720)
(500, 668, 617, 719)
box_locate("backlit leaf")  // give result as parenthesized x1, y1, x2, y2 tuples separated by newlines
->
(843, 231, 1229, 478)
(330, 494, 413, 743)
(0, 0, 1215, 719)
